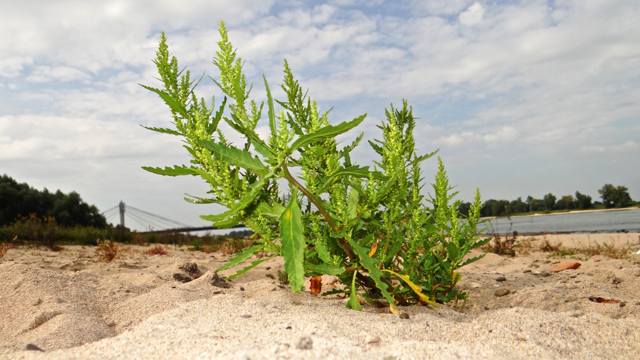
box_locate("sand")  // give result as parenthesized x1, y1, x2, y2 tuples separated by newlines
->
(1, 232, 639, 359)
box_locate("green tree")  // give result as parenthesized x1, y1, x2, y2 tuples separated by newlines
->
(598, 184, 632, 208)
(574, 191, 592, 210)
(543, 193, 556, 211)
(0, 174, 106, 228)
(555, 195, 574, 210)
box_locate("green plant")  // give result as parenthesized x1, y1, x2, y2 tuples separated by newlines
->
(141, 21, 490, 310)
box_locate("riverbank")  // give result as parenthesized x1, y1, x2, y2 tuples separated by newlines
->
(481, 204, 639, 220)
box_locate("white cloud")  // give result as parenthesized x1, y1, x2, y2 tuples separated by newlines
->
(26, 66, 91, 83)
(459, 2, 485, 26)
(483, 126, 518, 145)
(1, 0, 639, 227)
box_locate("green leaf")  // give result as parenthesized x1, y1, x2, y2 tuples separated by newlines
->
(227, 255, 275, 280)
(142, 165, 198, 176)
(459, 253, 486, 267)
(308, 263, 345, 276)
(330, 229, 347, 238)
(200, 168, 276, 222)
(411, 149, 439, 166)
(254, 201, 285, 219)
(321, 288, 349, 296)
(471, 236, 492, 249)
(211, 215, 242, 229)
(279, 195, 306, 293)
(140, 125, 182, 136)
(290, 114, 366, 152)
(346, 271, 362, 311)
(348, 238, 396, 308)
(197, 139, 267, 173)
(347, 188, 359, 220)
(184, 194, 218, 204)
(317, 166, 372, 193)
(315, 241, 332, 264)
(225, 115, 277, 159)
(215, 245, 264, 272)
(140, 84, 189, 119)
(446, 241, 459, 262)
(263, 74, 276, 135)
(208, 96, 227, 134)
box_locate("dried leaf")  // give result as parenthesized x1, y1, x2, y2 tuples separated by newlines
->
(389, 304, 400, 315)
(310, 275, 322, 295)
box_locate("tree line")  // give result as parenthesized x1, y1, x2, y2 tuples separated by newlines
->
(0, 175, 107, 228)
(457, 184, 634, 218)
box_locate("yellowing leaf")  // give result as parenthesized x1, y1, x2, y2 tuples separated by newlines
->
(389, 304, 399, 315)
(382, 269, 439, 308)
(368, 242, 379, 257)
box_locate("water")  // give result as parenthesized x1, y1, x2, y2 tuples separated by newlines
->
(481, 208, 640, 234)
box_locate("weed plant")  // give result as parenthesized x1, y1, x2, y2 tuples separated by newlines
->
(483, 231, 518, 256)
(95, 239, 128, 262)
(142, 21, 490, 309)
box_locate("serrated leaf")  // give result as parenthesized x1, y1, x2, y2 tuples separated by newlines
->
(211, 215, 242, 229)
(215, 245, 264, 272)
(184, 194, 217, 204)
(227, 255, 275, 280)
(254, 201, 285, 219)
(320, 288, 349, 296)
(348, 238, 396, 308)
(446, 241, 459, 262)
(317, 166, 371, 193)
(346, 271, 362, 311)
(263, 74, 276, 135)
(280, 195, 306, 293)
(200, 168, 276, 222)
(382, 269, 438, 307)
(308, 263, 345, 276)
(225, 115, 276, 159)
(347, 188, 359, 220)
(471, 236, 492, 249)
(142, 165, 198, 176)
(330, 229, 347, 238)
(315, 241, 332, 264)
(140, 125, 182, 136)
(207, 96, 227, 134)
(140, 84, 189, 119)
(290, 114, 366, 152)
(459, 253, 486, 267)
(197, 139, 267, 173)
(411, 149, 439, 166)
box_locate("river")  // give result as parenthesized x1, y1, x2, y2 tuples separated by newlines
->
(481, 208, 640, 234)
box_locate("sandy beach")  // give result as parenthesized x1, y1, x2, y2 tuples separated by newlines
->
(1, 232, 639, 359)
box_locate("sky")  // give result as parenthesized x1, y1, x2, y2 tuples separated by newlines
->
(1, 0, 638, 231)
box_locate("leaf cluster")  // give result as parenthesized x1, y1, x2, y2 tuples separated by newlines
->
(141, 21, 490, 310)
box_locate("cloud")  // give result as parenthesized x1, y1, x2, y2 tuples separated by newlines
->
(459, 2, 485, 26)
(26, 66, 91, 83)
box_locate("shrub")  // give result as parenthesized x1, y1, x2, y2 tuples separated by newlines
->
(95, 239, 127, 262)
(145, 245, 168, 255)
(142, 21, 490, 310)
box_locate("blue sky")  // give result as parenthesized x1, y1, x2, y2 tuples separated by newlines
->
(1, 0, 638, 231)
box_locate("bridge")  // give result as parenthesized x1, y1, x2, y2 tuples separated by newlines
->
(100, 201, 249, 233)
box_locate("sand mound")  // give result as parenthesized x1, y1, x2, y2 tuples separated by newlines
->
(1, 233, 639, 359)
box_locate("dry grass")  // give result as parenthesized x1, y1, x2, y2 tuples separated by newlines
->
(483, 231, 518, 256)
(145, 245, 168, 255)
(577, 242, 630, 259)
(95, 239, 128, 262)
(0, 236, 16, 259)
(539, 233, 562, 252)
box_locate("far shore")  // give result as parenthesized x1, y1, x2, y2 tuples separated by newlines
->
(480, 204, 639, 220)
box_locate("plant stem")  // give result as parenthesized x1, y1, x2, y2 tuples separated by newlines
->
(282, 163, 356, 260)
